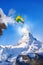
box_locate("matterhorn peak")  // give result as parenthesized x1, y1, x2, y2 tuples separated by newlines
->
(20, 27, 33, 40)
(18, 28, 31, 45)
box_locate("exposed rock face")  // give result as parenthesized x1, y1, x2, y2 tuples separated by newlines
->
(16, 53, 43, 65)
(0, 8, 7, 35)
(0, 23, 6, 35)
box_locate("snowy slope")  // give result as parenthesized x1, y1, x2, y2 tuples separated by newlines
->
(0, 29, 43, 65)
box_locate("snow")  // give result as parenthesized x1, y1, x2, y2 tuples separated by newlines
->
(0, 28, 43, 65)
(0, 8, 15, 26)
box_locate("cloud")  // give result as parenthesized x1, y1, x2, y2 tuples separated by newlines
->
(0, 8, 16, 26)
(17, 24, 29, 36)
(8, 9, 16, 17)
(4, 16, 15, 26)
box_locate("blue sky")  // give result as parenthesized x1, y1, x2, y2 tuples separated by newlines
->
(0, 0, 43, 45)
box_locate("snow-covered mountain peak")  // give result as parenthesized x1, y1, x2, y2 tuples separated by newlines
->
(0, 28, 43, 65)
(18, 28, 30, 45)
(18, 28, 34, 45)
